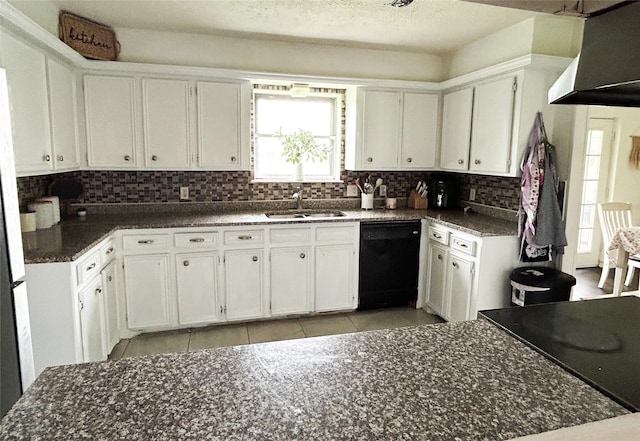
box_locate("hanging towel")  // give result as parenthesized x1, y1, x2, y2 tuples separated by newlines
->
(518, 112, 566, 261)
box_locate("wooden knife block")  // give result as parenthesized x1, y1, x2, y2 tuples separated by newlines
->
(407, 190, 428, 209)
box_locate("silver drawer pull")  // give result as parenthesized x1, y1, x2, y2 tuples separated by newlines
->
(106, 247, 114, 254)
(433, 233, 442, 239)
(95, 288, 102, 295)
(457, 242, 469, 248)
(86, 262, 96, 271)
(238, 235, 252, 240)
(452, 262, 459, 268)
(138, 239, 154, 244)
(189, 238, 205, 243)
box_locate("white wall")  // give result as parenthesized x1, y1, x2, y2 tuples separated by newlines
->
(588, 106, 640, 224)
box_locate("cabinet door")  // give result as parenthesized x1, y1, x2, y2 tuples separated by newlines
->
(315, 244, 355, 312)
(224, 249, 264, 321)
(360, 90, 400, 169)
(176, 252, 221, 325)
(78, 278, 106, 363)
(470, 76, 516, 174)
(270, 247, 312, 316)
(123, 254, 172, 330)
(0, 32, 53, 173)
(440, 88, 473, 171)
(426, 243, 448, 317)
(84, 75, 137, 167)
(101, 261, 119, 353)
(142, 78, 191, 168)
(47, 58, 79, 171)
(197, 81, 244, 169)
(401, 93, 438, 169)
(446, 254, 474, 322)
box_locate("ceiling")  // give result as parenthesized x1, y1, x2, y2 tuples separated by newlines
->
(8, 0, 555, 54)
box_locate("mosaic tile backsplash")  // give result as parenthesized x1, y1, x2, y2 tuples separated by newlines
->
(17, 170, 520, 211)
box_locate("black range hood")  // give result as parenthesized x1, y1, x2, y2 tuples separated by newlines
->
(549, 1, 640, 107)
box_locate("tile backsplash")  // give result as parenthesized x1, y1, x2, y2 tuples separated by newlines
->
(17, 170, 520, 211)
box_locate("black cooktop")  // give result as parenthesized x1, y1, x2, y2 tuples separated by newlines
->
(481, 296, 640, 412)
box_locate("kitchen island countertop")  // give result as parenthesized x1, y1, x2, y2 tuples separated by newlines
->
(0, 319, 626, 440)
(22, 207, 517, 264)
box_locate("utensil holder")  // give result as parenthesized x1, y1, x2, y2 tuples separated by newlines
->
(407, 190, 428, 209)
(361, 193, 374, 210)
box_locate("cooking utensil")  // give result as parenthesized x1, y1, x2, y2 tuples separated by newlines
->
(374, 178, 383, 193)
(355, 178, 364, 194)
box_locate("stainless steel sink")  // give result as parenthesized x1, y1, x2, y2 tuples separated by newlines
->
(265, 210, 346, 219)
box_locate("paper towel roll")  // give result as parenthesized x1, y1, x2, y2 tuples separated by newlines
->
(37, 196, 60, 224)
(27, 201, 54, 229)
(19, 212, 36, 232)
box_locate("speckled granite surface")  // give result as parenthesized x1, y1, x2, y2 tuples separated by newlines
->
(0, 320, 626, 440)
(23, 206, 517, 264)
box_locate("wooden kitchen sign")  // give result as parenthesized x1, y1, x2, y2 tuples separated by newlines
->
(59, 11, 119, 61)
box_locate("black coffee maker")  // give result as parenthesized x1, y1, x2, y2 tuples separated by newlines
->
(428, 175, 457, 209)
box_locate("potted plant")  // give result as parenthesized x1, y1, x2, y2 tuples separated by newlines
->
(276, 128, 329, 180)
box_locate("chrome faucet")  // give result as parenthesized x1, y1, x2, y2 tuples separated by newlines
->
(292, 186, 303, 210)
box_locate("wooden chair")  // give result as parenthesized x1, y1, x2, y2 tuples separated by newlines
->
(596, 202, 640, 288)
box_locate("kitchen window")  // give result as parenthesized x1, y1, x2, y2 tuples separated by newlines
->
(253, 90, 341, 182)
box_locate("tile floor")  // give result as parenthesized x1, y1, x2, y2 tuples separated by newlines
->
(109, 307, 445, 361)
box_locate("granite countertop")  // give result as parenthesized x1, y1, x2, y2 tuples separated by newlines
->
(22, 207, 517, 264)
(0, 320, 626, 440)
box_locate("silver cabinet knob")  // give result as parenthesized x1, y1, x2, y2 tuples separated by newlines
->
(124, 155, 131, 161)
(366, 157, 373, 163)
(231, 156, 237, 162)
(458, 159, 464, 165)
(406, 157, 412, 163)
(452, 261, 459, 268)
(152, 155, 158, 161)
(437, 254, 443, 260)
(57, 155, 64, 162)
(252, 256, 258, 262)
(474, 159, 481, 165)
(183, 260, 190, 266)
(106, 247, 114, 254)
(300, 253, 306, 259)
(107, 275, 113, 282)
(44, 154, 51, 162)
(95, 287, 102, 295)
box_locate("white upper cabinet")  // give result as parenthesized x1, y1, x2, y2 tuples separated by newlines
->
(84, 75, 137, 168)
(47, 58, 79, 171)
(401, 92, 439, 169)
(347, 89, 439, 171)
(196, 81, 249, 170)
(359, 90, 401, 169)
(142, 78, 191, 168)
(470, 76, 516, 174)
(440, 88, 473, 171)
(0, 32, 53, 174)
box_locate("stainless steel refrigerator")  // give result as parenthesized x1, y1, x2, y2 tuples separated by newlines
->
(0, 68, 35, 418)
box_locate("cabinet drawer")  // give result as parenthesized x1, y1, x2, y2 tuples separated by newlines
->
(174, 232, 218, 248)
(122, 234, 170, 251)
(76, 250, 101, 286)
(99, 237, 116, 264)
(270, 227, 310, 244)
(224, 230, 264, 246)
(428, 226, 450, 245)
(451, 235, 477, 256)
(316, 225, 355, 242)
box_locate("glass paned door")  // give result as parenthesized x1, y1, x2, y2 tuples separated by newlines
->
(575, 118, 614, 268)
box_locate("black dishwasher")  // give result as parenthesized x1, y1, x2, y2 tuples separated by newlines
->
(358, 221, 421, 310)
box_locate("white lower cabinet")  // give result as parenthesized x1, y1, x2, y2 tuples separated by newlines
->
(424, 223, 518, 321)
(123, 254, 173, 330)
(315, 244, 356, 312)
(101, 260, 119, 353)
(224, 249, 265, 321)
(78, 277, 106, 362)
(176, 252, 221, 325)
(270, 246, 312, 316)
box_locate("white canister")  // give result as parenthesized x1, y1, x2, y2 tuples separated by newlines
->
(19, 212, 37, 232)
(27, 201, 55, 229)
(361, 193, 374, 210)
(37, 196, 60, 224)
(385, 197, 397, 210)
